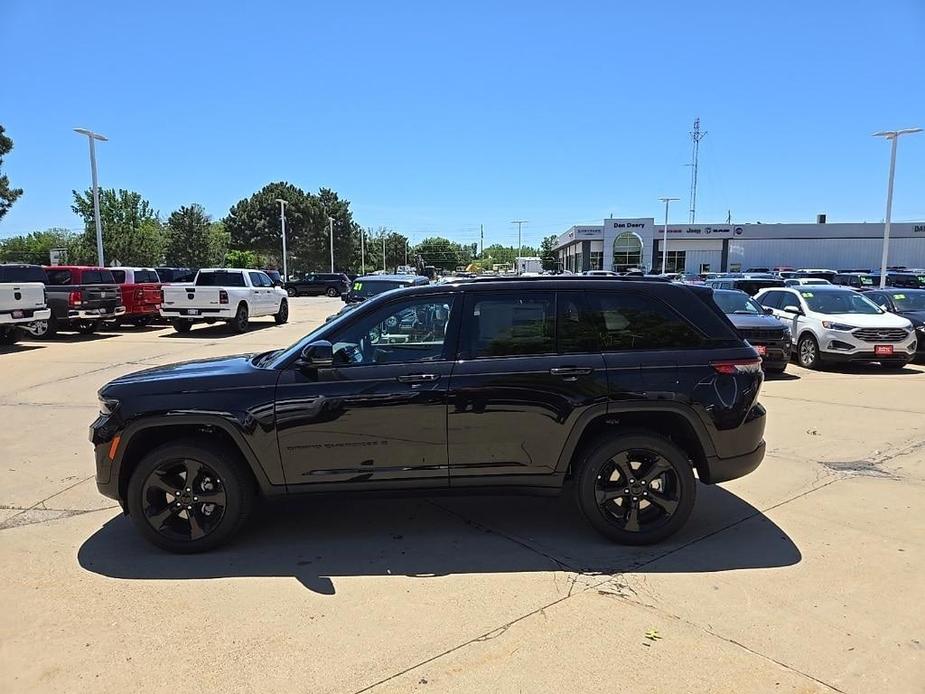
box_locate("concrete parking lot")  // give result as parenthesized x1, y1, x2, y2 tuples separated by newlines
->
(1, 296, 923, 693)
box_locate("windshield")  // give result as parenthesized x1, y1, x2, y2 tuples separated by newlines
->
(802, 291, 882, 315)
(713, 291, 763, 315)
(350, 280, 406, 298)
(890, 292, 925, 311)
(196, 271, 245, 287)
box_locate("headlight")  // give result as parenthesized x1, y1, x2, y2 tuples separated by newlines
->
(98, 396, 120, 415)
(822, 321, 855, 331)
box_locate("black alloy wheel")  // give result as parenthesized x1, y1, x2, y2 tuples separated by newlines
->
(126, 439, 254, 553)
(576, 432, 695, 545)
(231, 303, 249, 333)
(275, 299, 289, 324)
(286, 287, 297, 297)
(325, 286, 339, 297)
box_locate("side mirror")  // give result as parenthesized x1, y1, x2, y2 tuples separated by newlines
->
(298, 340, 334, 368)
(763, 306, 774, 315)
(783, 305, 803, 316)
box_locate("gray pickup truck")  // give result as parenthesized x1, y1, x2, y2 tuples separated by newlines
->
(27, 266, 124, 338)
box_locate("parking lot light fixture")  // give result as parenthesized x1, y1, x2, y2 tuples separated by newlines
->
(275, 199, 289, 281)
(74, 128, 108, 267)
(658, 197, 679, 274)
(872, 128, 922, 288)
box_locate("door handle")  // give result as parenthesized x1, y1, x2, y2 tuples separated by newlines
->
(550, 366, 593, 376)
(397, 374, 440, 383)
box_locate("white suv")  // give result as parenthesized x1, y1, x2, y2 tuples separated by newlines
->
(755, 286, 916, 369)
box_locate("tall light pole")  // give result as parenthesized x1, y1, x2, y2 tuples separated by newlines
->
(658, 197, 680, 274)
(382, 232, 387, 272)
(328, 216, 335, 272)
(873, 128, 922, 287)
(275, 199, 289, 280)
(360, 227, 366, 276)
(74, 128, 108, 266)
(511, 220, 527, 273)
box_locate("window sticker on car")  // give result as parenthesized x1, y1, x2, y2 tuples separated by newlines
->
(353, 282, 362, 290)
(801, 292, 813, 298)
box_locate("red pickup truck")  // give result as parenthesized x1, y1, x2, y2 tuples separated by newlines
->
(110, 267, 162, 326)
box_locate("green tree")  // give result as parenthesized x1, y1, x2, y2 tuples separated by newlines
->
(71, 188, 166, 265)
(316, 187, 359, 274)
(0, 227, 76, 264)
(207, 221, 229, 267)
(164, 204, 213, 267)
(0, 125, 23, 222)
(414, 236, 463, 271)
(539, 234, 559, 271)
(224, 249, 262, 268)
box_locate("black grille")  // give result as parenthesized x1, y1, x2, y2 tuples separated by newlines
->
(852, 328, 908, 342)
(740, 328, 786, 343)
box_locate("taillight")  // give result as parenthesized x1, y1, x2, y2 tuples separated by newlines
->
(219, 289, 229, 304)
(135, 288, 144, 301)
(710, 358, 762, 375)
(68, 291, 82, 307)
(159, 289, 165, 303)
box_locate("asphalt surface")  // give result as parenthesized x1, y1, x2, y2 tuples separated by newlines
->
(1, 296, 923, 693)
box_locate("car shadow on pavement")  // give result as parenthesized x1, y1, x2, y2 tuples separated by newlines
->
(25, 332, 117, 344)
(77, 485, 801, 595)
(764, 370, 800, 381)
(0, 343, 45, 354)
(158, 322, 280, 339)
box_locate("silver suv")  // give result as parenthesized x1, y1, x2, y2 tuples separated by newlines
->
(755, 286, 916, 369)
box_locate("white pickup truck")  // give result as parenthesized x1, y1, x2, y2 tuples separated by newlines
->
(160, 268, 288, 334)
(0, 264, 52, 345)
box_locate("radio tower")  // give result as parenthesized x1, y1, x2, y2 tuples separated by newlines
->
(688, 117, 707, 223)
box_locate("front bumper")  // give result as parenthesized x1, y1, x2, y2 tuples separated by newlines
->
(0, 307, 51, 325)
(819, 329, 916, 361)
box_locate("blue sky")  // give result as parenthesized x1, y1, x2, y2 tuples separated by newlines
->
(2, 0, 923, 248)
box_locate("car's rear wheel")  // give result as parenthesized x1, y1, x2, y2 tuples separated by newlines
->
(286, 287, 297, 297)
(325, 287, 338, 297)
(172, 319, 193, 333)
(575, 431, 696, 545)
(126, 439, 255, 553)
(27, 316, 57, 339)
(275, 299, 289, 324)
(231, 303, 249, 333)
(797, 334, 822, 369)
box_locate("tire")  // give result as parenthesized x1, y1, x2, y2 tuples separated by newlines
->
(0, 327, 20, 345)
(231, 303, 249, 333)
(76, 321, 97, 335)
(325, 287, 338, 297)
(28, 315, 57, 340)
(131, 317, 151, 328)
(275, 299, 289, 324)
(575, 431, 696, 545)
(172, 319, 193, 334)
(286, 287, 297, 297)
(796, 333, 822, 369)
(125, 438, 255, 553)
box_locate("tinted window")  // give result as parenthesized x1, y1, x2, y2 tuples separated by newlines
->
(331, 296, 454, 365)
(196, 271, 245, 287)
(590, 292, 704, 350)
(248, 271, 264, 287)
(713, 291, 763, 315)
(889, 291, 925, 310)
(82, 270, 115, 284)
(801, 290, 881, 315)
(758, 291, 783, 309)
(0, 266, 46, 283)
(351, 280, 407, 298)
(466, 292, 555, 357)
(111, 270, 127, 283)
(864, 291, 888, 308)
(779, 293, 802, 310)
(135, 270, 159, 283)
(46, 269, 72, 285)
(557, 292, 599, 353)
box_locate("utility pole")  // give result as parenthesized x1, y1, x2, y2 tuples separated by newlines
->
(404, 236, 409, 267)
(511, 220, 527, 273)
(328, 217, 335, 272)
(688, 117, 707, 223)
(382, 232, 387, 272)
(275, 199, 288, 280)
(480, 223, 484, 256)
(73, 128, 108, 266)
(873, 128, 922, 287)
(360, 228, 366, 276)
(726, 209, 731, 224)
(659, 197, 680, 274)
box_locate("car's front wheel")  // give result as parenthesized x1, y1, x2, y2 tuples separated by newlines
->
(575, 431, 696, 545)
(275, 299, 289, 324)
(325, 287, 339, 297)
(797, 334, 822, 369)
(126, 439, 255, 553)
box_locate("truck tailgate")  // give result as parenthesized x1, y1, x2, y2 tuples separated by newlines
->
(80, 285, 122, 310)
(162, 285, 223, 308)
(0, 282, 46, 319)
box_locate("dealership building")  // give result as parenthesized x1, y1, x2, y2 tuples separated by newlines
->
(555, 217, 925, 274)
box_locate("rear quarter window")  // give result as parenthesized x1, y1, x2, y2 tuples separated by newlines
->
(589, 291, 705, 350)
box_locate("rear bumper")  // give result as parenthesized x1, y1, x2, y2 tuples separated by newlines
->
(703, 440, 766, 484)
(0, 307, 51, 325)
(68, 306, 125, 320)
(160, 307, 236, 320)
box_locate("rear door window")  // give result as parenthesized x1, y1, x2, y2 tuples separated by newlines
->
(589, 291, 705, 350)
(557, 292, 600, 353)
(464, 292, 555, 358)
(45, 269, 72, 285)
(111, 270, 127, 283)
(134, 270, 159, 283)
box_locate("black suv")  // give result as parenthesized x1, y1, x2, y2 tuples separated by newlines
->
(284, 273, 349, 297)
(91, 279, 767, 553)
